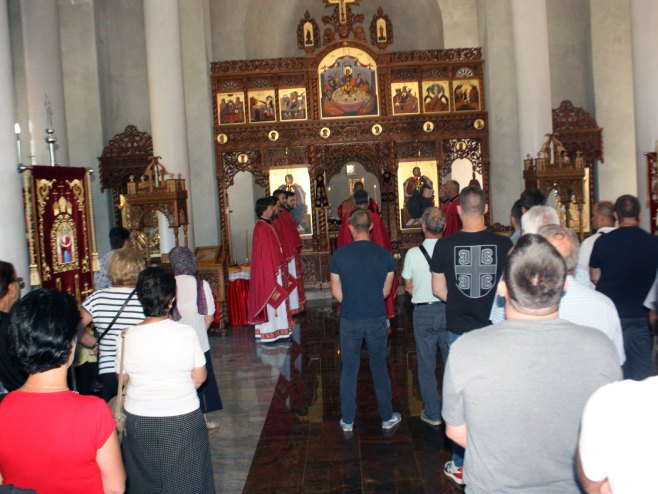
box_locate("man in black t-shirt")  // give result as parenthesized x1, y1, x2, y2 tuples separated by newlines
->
(330, 208, 400, 434)
(430, 185, 513, 485)
(590, 194, 658, 381)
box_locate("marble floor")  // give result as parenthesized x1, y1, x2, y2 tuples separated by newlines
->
(208, 296, 463, 493)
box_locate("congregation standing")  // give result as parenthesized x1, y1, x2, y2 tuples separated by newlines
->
(2, 180, 658, 493)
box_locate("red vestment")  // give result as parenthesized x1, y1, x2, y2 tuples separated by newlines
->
(337, 198, 379, 218)
(336, 209, 398, 319)
(247, 219, 290, 325)
(274, 209, 306, 313)
(441, 196, 462, 237)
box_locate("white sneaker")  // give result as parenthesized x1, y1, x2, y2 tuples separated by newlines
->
(381, 412, 402, 430)
(339, 418, 353, 432)
(443, 460, 464, 485)
(420, 410, 442, 426)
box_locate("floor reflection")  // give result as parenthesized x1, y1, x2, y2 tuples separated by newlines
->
(225, 298, 464, 493)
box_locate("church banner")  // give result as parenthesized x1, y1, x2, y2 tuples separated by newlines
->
(23, 165, 98, 302)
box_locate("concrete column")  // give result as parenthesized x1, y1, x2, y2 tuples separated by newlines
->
(20, 0, 69, 165)
(511, 0, 553, 161)
(0, 0, 29, 278)
(143, 0, 194, 252)
(179, 0, 220, 247)
(630, 0, 658, 229)
(590, 0, 637, 204)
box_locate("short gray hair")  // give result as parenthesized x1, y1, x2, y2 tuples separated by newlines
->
(521, 205, 560, 234)
(537, 224, 579, 273)
(421, 207, 445, 235)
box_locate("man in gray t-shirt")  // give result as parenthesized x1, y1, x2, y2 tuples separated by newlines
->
(442, 234, 621, 493)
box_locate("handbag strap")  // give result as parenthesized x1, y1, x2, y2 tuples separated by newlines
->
(114, 328, 128, 417)
(96, 289, 136, 344)
(418, 244, 433, 266)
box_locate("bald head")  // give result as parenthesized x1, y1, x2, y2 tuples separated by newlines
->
(537, 224, 579, 273)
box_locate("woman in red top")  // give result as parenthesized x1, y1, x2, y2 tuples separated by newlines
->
(0, 289, 125, 494)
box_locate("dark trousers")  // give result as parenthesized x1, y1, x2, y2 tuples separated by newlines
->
(621, 317, 655, 380)
(339, 316, 393, 424)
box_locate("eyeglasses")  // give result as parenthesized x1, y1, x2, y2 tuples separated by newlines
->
(14, 277, 25, 290)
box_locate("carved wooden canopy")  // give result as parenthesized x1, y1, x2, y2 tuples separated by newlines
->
(98, 125, 153, 193)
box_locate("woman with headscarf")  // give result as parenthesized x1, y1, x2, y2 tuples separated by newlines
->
(169, 246, 222, 430)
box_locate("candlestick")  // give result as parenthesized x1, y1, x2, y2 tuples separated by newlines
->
(44, 94, 53, 130)
(245, 229, 250, 260)
(15, 123, 22, 164)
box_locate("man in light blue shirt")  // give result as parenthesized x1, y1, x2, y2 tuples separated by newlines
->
(402, 207, 447, 426)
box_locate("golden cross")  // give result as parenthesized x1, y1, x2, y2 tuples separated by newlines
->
(326, 0, 356, 25)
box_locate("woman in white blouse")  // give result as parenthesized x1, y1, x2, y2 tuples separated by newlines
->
(116, 266, 214, 494)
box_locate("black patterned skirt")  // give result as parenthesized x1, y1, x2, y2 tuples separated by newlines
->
(123, 408, 215, 494)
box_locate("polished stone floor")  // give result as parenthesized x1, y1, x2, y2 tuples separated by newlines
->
(208, 296, 463, 493)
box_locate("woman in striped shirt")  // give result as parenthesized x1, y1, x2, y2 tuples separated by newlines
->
(78, 248, 145, 401)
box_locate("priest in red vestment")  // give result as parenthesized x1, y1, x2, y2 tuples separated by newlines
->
(336, 181, 379, 218)
(440, 179, 462, 237)
(247, 197, 293, 341)
(336, 190, 397, 319)
(274, 191, 306, 314)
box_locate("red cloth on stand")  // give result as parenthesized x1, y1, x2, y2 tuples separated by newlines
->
(441, 196, 462, 237)
(336, 209, 397, 319)
(247, 219, 287, 325)
(228, 278, 249, 326)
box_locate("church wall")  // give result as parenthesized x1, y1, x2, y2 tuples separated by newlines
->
(209, 0, 249, 60)
(95, 0, 150, 142)
(477, 0, 522, 225)
(180, 0, 221, 247)
(211, 0, 445, 59)
(438, 0, 478, 48)
(590, 0, 638, 202)
(58, 0, 111, 255)
(547, 0, 595, 113)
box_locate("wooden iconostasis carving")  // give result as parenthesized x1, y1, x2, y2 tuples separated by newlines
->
(212, 2, 490, 287)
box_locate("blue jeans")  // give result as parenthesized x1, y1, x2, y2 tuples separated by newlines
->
(339, 316, 393, 424)
(447, 331, 465, 468)
(621, 317, 655, 381)
(413, 303, 448, 420)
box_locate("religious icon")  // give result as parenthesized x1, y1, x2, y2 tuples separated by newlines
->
(268, 130, 279, 142)
(279, 88, 307, 121)
(217, 92, 246, 125)
(269, 167, 314, 236)
(248, 89, 277, 123)
(423, 121, 435, 133)
(216, 133, 228, 144)
(318, 47, 379, 119)
(391, 82, 420, 115)
(304, 22, 314, 46)
(422, 80, 451, 113)
(377, 18, 387, 42)
(320, 127, 331, 138)
(371, 124, 383, 136)
(453, 79, 481, 112)
(56, 221, 76, 264)
(474, 118, 485, 130)
(397, 161, 439, 229)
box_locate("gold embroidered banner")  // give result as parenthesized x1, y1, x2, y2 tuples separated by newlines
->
(23, 166, 98, 302)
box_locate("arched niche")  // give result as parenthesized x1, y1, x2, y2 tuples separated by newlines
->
(226, 171, 266, 264)
(328, 161, 381, 218)
(445, 157, 483, 192)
